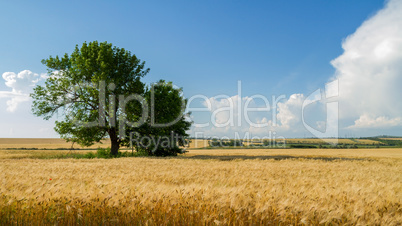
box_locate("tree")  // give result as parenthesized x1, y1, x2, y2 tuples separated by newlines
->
(124, 80, 192, 156)
(31, 41, 190, 156)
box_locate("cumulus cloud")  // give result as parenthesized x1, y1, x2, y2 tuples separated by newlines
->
(331, 0, 402, 128)
(276, 94, 304, 129)
(348, 114, 402, 129)
(0, 70, 45, 112)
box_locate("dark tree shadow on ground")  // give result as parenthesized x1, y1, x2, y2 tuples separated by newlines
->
(184, 155, 370, 161)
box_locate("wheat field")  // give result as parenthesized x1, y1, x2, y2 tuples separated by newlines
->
(283, 138, 382, 145)
(0, 138, 382, 151)
(0, 138, 110, 149)
(381, 138, 402, 141)
(0, 140, 401, 225)
(186, 138, 383, 149)
(187, 139, 210, 149)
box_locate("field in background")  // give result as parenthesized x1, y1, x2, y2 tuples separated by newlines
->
(0, 138, 110, 150)
(381, 138, 402, 141)
(0, 139, 401, 224)
(187, 139, 209, 149)
(185, 148, 402, 159)
(285, 138, 381, 144)
(187, 138, 387, 149)
(0, 137, 395, 150)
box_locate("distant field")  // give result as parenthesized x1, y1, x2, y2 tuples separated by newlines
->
(187, 139, 209, 149)
(0, 138, 110, 149)
(355, 139, 383, 144)
(0, 138, 384, 151)
(185, 148, 402, 159)
(187, 138, 383, 149)
(381, 137, 402, 141)
(271, 138, 382, 145)
(1, 146, 401, 160)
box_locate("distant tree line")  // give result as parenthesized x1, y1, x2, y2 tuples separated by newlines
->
(209, 139, 243, 147)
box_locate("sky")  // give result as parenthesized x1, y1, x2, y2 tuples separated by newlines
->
(1, 0, 401, 139)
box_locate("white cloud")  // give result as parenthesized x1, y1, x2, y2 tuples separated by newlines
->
(0, 70, 44, 112)
(348, 114, 402, 129)
(330, 0, 402, 128)
(276, 94, 304, 129)
(2, 70, 40, 93)
(4, 95, 31, 112)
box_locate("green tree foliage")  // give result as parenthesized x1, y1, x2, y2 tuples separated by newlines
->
(208, 139, 243, 147)
(31, 41, 191, 156)
(123, 80, 192, 156)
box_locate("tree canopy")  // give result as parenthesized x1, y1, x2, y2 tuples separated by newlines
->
(31, 41, 191, 156)
(125, 80, 191, 156)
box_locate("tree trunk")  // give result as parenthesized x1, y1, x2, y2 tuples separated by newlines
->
(109, 129, 120, 156)
(111, 139, 119, 156)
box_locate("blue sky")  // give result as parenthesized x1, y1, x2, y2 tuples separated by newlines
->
(2, 0, 402, 138)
